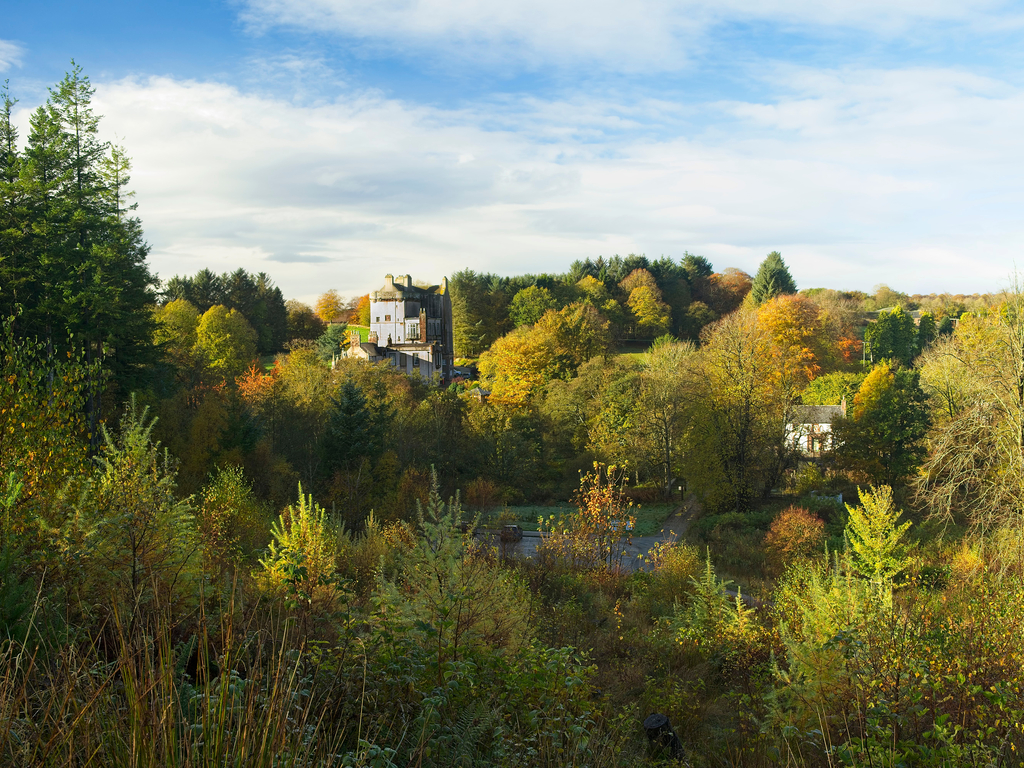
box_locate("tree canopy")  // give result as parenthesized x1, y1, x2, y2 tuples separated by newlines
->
(750, 251, 797, 306)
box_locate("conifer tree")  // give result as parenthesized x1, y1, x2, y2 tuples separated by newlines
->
(750, 251, 797, 306)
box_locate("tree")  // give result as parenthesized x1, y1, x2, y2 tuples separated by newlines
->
(917, 311, 937, 351)
(315, 323, 348, 364)
(802, 371, 865, 406)
(478, 323, 556, 408)
(865, 305, 917, 365)
(354, 294, 371, 326)
(844, 485, 912, 585)
(705, 268, 753, 316)
(154, 299, 200, 359)
(682, 310, 790, 512)
(832, 363, 929, 486)
(638, 337, 697, 497)
(681, 252, 714, 283)
(916, 290, 1024, 538)
(286, 300, 327, 342)
(626, 285, 671, 338)
(195, 305, 258, 381)
(315, 289, 345, 324)
(509, 285, 557, 327)
(2, 64, 158, 406)
(88, 398, 201, 630)
(750, 251, 797, 306)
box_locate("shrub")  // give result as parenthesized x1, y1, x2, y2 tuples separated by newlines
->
(86, 397, 203, 631)
(644, 541, 702, 614)
(764, 505, 825, 573)
(258, 484, 341, 608)
(464, 477, 500, 511)
(199, 464, 270, 573)
(538, 463, 636, 571)
(845, 485, 912, 584)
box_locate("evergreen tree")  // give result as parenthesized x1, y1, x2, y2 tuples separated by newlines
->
(750, 251, 797, 306)
(3, 64, 157, 414)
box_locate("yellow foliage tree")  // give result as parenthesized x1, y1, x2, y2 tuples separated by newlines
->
(627, 285, 671, 337)
(478, 323, 556, 407)
(314, 289, 344, 324)
(194, 305, 258, 381)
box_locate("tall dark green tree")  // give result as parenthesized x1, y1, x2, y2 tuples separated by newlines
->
(750, 251, 797, 306)
(1, 65, 158, 421)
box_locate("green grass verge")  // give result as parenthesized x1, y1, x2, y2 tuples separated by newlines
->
(348, 325, 370, 342)
(496, 502, 678, 536)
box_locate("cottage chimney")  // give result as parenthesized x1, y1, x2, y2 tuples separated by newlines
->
(402, 274, 413, 288)
(840, 395, 847, 417)
(368, 331, 378, 345)
(349, 329, 360, 350)
(383, 274, 395, 291)
(419, 309, 427, 342)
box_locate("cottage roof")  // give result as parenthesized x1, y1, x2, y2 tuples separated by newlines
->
(791, 404, 845, 425)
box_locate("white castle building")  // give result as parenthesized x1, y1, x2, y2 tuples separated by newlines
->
(348, 273, 455, 382)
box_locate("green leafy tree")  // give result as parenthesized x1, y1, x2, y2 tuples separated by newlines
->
(917, 311, 937, 351)
(286, 300, 327, 342)
(626, 285, 671, 338)
(832, 363, 929, 486)
(682, 309, 790, 512)
(844, 485, 912, 584)
(154, 298, 201, 368)
(258, 484, 339, 608)
(194, 305, 258, 380)
(801, 371, 865, 406)
(638, 337, 697, 496)
(509, 285, 557, 327)
(750, 251, 797, 306)
(865, 305, 917, 365)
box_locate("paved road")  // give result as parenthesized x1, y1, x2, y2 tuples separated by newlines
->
(480, 502, 694, 572)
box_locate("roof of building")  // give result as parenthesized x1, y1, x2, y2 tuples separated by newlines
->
(357, 342, 381, 356)
(372, 274, 448, 299)
(790, 404, 845, 425)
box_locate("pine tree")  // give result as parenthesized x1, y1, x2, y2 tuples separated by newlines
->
(750, 251, 797, 306)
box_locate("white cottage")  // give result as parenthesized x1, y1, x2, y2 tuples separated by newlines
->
(785, 400, 847, 457)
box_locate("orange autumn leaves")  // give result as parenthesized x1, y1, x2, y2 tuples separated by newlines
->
(756, 294, 861, 391)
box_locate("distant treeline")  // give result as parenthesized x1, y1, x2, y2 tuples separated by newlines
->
(162, 268, 288, 354)
(449, 253, 754, 357)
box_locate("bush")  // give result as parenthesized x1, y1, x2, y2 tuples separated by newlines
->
(257, 484, 342, 609)
(763, 506, 825, 574)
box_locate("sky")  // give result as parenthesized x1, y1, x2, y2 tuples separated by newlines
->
(5, 1, 1024, 302)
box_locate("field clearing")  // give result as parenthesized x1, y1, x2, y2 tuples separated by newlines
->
(496, 501, 677, 536)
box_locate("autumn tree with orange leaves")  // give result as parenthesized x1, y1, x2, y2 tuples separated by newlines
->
(757, 294, 860, 393)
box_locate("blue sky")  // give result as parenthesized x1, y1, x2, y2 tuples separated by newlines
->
(5, 1, 1024, 301)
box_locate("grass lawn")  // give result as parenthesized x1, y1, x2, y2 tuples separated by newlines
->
(348, 325, 370, 342)
(496, 502, 678, 536)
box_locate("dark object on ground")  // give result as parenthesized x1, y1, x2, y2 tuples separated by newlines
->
(643, 713, 685, 760)
(501, 524, 524, 542)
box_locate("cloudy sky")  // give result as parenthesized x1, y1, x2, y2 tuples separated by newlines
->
(5, 1, 1024, 301)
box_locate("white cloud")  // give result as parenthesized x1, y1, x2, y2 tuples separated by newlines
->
(0, 40, 23, 73)
(88, 65, 1024, 303)
(238, 0, 1018, 72)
